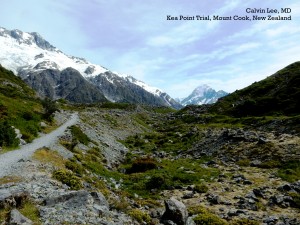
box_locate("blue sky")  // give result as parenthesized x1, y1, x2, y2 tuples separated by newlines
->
(1, 0, 299, 98)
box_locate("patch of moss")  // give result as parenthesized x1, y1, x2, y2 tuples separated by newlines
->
(193, 212, 228, 225)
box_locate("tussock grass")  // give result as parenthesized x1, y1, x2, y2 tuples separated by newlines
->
(0, 176, 22, 185)
(33, 147, 65, 169)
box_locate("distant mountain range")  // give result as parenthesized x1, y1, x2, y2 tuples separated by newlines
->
(0, 27, 181, 109)
(179, 85, 228, 106)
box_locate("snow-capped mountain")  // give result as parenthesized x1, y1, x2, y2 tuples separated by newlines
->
(0, 27, 181, 108)
(180, 85, 228, 106)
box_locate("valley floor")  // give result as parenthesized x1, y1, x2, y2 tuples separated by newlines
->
(0, 106, 299, 225)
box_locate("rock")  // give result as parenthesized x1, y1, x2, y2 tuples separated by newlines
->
(250, 160, 262, 167)
(43, 190, 91, 207)
(161, 197, 188, 225)
(232, 174, 246, 183)
(0, 189, 29, 209)
(40, 122, 47, 128)
(291, 180, 300, 192)
(206, 194, 221, 205)
(186, 217, 196, 225)
(245, 191, 259, 202)
(9, 209, 33, 225)
(243, 180, 253, 185)
(277, 184, 293, 192)
(253, 188, 266, 198)
(235, 197, 258, 211)
(182, 192, 194, 199)
(258, 137, 268, 144)
(90, 191, 109, 209)
(268, 195, 295, 208)
(227, 209, 245, 217)
(263, 216, 278, 225)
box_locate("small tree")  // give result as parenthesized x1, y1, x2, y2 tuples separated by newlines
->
(0, 121, 19, 147)
(42, 98, 58, 121)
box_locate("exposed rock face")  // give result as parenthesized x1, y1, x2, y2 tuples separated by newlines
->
(18, 68, 107, 103)
(161, 197, 188, 225)
(88, 71, 182, 108)
(0, 189, 29, 209)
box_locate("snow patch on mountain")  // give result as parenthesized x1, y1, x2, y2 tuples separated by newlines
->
(0, 27, 108, 77)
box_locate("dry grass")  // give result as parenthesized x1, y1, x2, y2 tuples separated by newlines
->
(0, 176, 22, 185)
(33, 147, 65, 169)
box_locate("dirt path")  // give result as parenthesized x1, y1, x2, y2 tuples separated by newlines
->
(0, 113, 78, 177)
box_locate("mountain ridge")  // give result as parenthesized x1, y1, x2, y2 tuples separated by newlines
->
(0, 27, 181, 108)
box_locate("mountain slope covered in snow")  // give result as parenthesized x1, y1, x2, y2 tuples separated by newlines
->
(180, 85, 228, 106)
(0, 27, 181, 108)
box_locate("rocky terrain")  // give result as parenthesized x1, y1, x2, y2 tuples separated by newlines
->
(1, 105, 299, 225)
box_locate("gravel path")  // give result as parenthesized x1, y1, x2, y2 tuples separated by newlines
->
(0, 113, 78, 178)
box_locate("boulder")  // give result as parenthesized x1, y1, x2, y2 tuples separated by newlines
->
(206, 193, 222, 205)
(0, 189, 29, 209)
(43, 190, 91, 207)
(9, 209, 33, 225)
(161, 197, 188, 225)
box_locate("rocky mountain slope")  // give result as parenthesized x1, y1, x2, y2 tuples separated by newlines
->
(0, 27, 181, 108)
(180, 85, 228, 106)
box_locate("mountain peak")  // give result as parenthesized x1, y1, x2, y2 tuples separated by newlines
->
(0, 27, 56, 51)
(180, 84, 228, 106)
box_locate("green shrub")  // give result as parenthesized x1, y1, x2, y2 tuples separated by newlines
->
(65, 160, 84, 176)
(188, 205, 207, 216)
(42, 98, 58, 121)
(278, 160, 300, 182)
(70, 125, 90, 145)
(258, 160, 281, 169)
(194, 184, 209, 193)
(128, 209, 151, 224)
(52, 170, 83, 190)
(193, 212, 228, 225)
(0, 121, 19, 147)
(145, 174, 170, 190)
(230, 218, 260, 225)
(128, 157, 158, 173)
(237, 159, 250, 167)
(289, 193, 300, 208)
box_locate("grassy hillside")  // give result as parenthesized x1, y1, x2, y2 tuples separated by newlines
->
(0, 65, 44, 146)
(210, 62, 300, 117)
